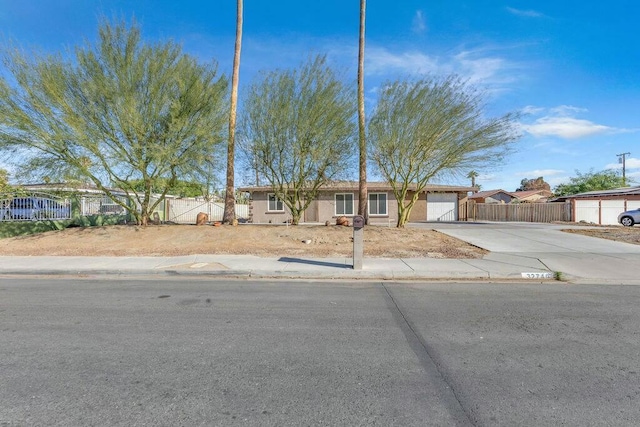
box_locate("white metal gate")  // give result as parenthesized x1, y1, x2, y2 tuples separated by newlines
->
(427, 193, 458, 221)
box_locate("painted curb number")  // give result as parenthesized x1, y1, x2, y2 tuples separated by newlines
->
(521, 272, 553, 279)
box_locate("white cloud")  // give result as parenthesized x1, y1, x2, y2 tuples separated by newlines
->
(521, 105, 545, 115)
(604, 158, 640, 170)
(519, 106, 637, 139)
(549, 105, 587, 116)
(516, 169, 565, 177)
(478, 174, 498, 182)
(506, 7, 544, 18)
(365, 46, 519, 91)
(412, 10, 427, 34)
(366, 47, 441, 75)
(454, 51, 516, 85)
(523, 116, 612, 139)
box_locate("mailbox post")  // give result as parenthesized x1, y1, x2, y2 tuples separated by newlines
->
(352, 215, 364, 270)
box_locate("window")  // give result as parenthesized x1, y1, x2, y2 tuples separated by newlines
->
(267, 194, 284, 212)
(335, 193, 354, 216)
(368, 193, 387, 216)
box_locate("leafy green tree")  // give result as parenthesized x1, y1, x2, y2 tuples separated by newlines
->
(517, 176, 551, 191)
(0, 168, 12, 193)
(0, 20, 228, 225)
(369, 76, 519, 227)
(554, 169, 627, 196)
(240, 55, 356, 225)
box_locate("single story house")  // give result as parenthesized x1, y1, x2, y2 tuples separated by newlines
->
(511, 189, 554, 203)
(552, 186, 640, 225)
(469, 189, 515, 204)
(469, 189, 553, 204)
(238, 181, 477, 224)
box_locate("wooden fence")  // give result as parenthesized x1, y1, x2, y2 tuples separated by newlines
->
(464, 201, 571, 223)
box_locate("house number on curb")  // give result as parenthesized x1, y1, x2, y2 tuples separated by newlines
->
(521, 272, 553, 279)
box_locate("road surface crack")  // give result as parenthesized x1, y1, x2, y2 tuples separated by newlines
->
(380, 282, 476, 426)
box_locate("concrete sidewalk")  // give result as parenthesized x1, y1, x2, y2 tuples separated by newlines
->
(0, 253, 547, 281)
(1, 222, 638, 284)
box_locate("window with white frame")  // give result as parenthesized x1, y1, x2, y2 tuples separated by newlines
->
(368, 193, 387, 215)
(267, 193, 284, 212)
(335, 193, 354, 216)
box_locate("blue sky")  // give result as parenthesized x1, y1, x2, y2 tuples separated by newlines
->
(1, 1, 639, 191)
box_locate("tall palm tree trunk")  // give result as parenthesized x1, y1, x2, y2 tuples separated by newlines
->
(223, 0, 243, 224)
(357, 0, 368, 223)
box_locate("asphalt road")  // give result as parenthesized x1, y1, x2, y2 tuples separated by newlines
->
(1, 278, 639, 426)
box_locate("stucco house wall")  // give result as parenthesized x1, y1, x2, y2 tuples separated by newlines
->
(248, 191, 293, 224)
(241, 182, 475, 224)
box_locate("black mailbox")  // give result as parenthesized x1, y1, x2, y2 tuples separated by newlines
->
(353, 215, 365, 229)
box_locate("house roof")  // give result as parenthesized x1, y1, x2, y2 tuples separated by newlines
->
(18, 182, 128, 195)
(511, 189, 554, 199)
(238, 181, 477, 193)
(552, 186, 640, 201)
(468, 189, 514, 200)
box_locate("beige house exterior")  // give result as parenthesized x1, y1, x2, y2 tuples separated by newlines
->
(238, 181, 476, 225)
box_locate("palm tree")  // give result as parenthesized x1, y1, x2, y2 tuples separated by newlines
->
(467, 170, 479, 189)
(223, 0, 243, 224)
(357, 0, 368, 223)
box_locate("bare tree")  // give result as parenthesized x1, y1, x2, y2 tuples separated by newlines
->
(369, 76, 520, 227)
(223, 0, 243, 224)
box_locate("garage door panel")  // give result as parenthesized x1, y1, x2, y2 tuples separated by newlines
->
(427, 193, 458, 221)
(574, 200, 599, 224)
(601, 200, 625, 225)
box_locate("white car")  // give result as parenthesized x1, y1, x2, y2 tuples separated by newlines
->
(618, 208, 640, 227)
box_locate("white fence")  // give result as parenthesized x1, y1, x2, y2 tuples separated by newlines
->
(0, 193, 72, 221)
(0, 192, 249, 224)
(79, 194, 129, 216)
(161, 198, 249, 224)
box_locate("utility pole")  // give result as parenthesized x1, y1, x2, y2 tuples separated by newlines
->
(617, 152, 631, 186)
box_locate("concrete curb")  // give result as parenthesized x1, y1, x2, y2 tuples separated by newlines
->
(0, 267, 562, 283)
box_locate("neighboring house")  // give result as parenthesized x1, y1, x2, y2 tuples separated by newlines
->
(238, 181, 476, 224)
(18, 182, 128, 196)
(469, 189, 515, 204)
(553, 186, 640, 225)
(511, 189, 554, 203)
(469, 189, 554, 204)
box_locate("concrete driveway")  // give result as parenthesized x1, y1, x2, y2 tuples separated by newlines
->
(414, 222, 640, 284)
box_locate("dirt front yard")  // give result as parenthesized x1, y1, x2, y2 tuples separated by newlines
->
(563, 226, 640, 245)
(0, 224, 487, 258)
